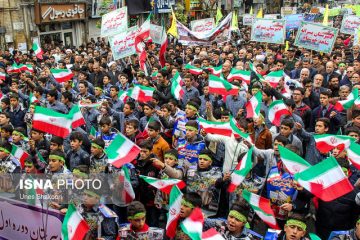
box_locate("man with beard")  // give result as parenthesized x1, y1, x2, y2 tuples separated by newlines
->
(328, 74, 340, 98)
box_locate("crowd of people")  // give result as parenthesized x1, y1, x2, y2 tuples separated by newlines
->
(0, 10, 360, 240)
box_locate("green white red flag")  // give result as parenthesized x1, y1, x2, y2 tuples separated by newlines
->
(246, 91, 262, 119)
(294, 156, 354, 202)
(7, 63, 22, 73)
(185, 64, 203, 75)
(227, 69, 251, 84)
(242, 189, 279, 229)
(334, 88, 359, 111)
(166, 186, 183, 238)
(135, 14, 151, 75)
(32, 42, 43, 60)
(171, 72, 184, 100)
(11, 144, 29, 169)
(29, 92, 40, 104)
(61, 204, 89, 240)
(50, 69, 74, 83)
(119, 166, 135, 204)
(69, 105, 85, 129)
(346, 141, 360, 170)
(230, 117, 253, 143)
(264, 70, 284, 88)
(278, 145, 311, 175)
(355, 96, 360, 108)
(198, 117, 234, 137)
(180, 207, 204, 240)
(105, 133, 141, 168)
(314, 134, 353, 154)
(208, 74, 239, 96)
(268, 100, 291, 126)
(127, 85, 154, 103)
(206, 66, 222, 77)
(139, 175, 186, 194)
(228, 147, 254, 192)
(118, 90, 129, 103)
(33, 106, 73, 138)
(202, 228, 225, 240)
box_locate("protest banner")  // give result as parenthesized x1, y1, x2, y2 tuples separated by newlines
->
(285, 14, 303, 30)
(294, 21, 338, 54)
(101, 7, 128, 37)
(242, 14, 254, 26)
(340, 15, 360, 35)
(177, 13, 232, 46)
(0, 197, 63, 239)
(251, 19, 286, 44)
(281, 7, 297, 17)
(354, 27, 360, 46)
(109, 26, 138, 60)
(190, 18, 215, 34)
(150, 24, 163, 44)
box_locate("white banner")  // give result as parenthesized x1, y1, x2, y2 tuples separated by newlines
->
(101, 7, 128, 37)
(242, 14, 254, 26)
(150, 24, 163, 45)
(109, 26, 139, 60)
(0, 197, 63, 239)
(190, 18, 215, 34)
(340, 15, 360, 35)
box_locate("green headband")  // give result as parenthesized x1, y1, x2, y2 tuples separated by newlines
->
(181, 199, 195, 209)
(25, 162, 34, 167)
(339, 63, 346, 67)
(164, 153, 178, 161)
(84, 190, 100, 198)
(128, 212, 146, 220)
(186, 104, 198, 112)
(229, 210, 247, 223)
(73, 169, 88, 178)
(286, 219, 307, 231)
(91, 143, 103, 150)
(198, 154, 212, 161)
(95, 87, 103, 92)
(12, 130, 26, 139)
(0, 147, 10, 154)
(49, 155, 65, 163)
(186, 126, 198, 132)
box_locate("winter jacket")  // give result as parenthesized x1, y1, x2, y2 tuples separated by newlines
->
(178, 135, 206, 167)
(150, 135, 170, 162)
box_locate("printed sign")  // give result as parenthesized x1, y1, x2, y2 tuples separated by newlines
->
(154, 0, 175, 13)
(251, 19, 286, 44)
(281, 7, 297, 17)
(109, 26, 138, 60)
(243, 14, 254, 26)
(340, 15, 360, 35)
(294, 21, 339, 54)
(101, 7, 128, 37)
(285, 14, 303, 30)
(190, 18, 215, 33)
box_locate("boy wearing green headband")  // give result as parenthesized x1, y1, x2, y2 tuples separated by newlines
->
(89, 138, 108, 174)
(278, 214, 308, 240)
(204, 203, 262, 239)
(11, 127, 28, 151)
(94, 85, 107, 101)
(46, 150, 70, 174)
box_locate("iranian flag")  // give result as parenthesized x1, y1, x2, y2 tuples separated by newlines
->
(32, 42, 43, 59)
(119, 166, 135, 204)
(166, 186, 183, 238)
(202, 228, 225, 240)
(69, 105, 85, 129)
(23, 64, 34, 73)
(118, 90, 129, 103)
(151, 71, 158, 81)
(208, 74, 239, 96)
(294, 156, 354, 202)
(230, 117, 253, 143)
(206, 66, 222, 77)
(61, 204, 89, 240)
(268, 100, 291, 126)
(228, 147, 254, 192)
(127, 85, 154, 103)
(139, 175, 186, 194)
(227, 69, 251, 84)
(0, 72, 5, 81)
(334, 88, 359, 111)
(159, 25, 168, 67)
(278, 145, 311, 175)
(246, 91, 262, 119)
(264, 70, 284, 88)
(198, 117, 233, 137)
(135, 14, 151, 75)
(355, 97, 360, 108)
(7, 63, 22, 73)
(11, 145, 29, 169)
(171, 72, 185, 100)
(180, 207, 204, 240)
(105, 133, 140, 168)
(345, 141, 360, 170)
(185, 64, 203, 75)
(29, 92, 40, 104)
(33, 106, 73, 138)
(50, 69, 74, 83)
(242, 190, 279, 229)
(314, 134, 353, 154)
